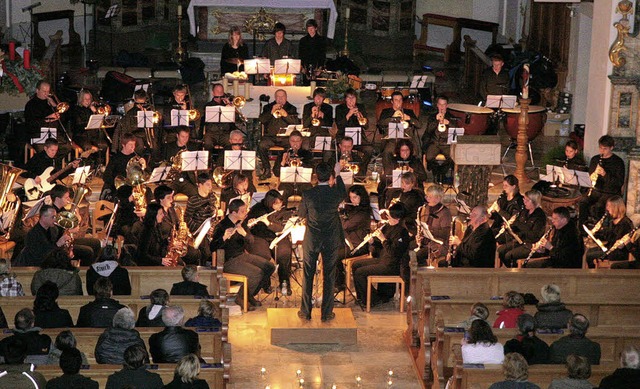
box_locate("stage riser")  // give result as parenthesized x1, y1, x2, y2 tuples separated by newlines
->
(268, 308, 357, 346)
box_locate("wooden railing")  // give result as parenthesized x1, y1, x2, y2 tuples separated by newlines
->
(463, 35, 491, 100)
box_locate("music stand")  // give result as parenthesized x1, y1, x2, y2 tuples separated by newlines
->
(390, 169, 403, 188)
(274, 58, 301, 75)
(224, 150, 256, 171)
(244, 58, 271, 85)
(314, 136, 333, 153)
(134, 84, 149, 92)
(31, 128, 57, 144)
(71, 166, 91, 185)
(170, 109, 190, 126)
(23, 196, 48, 221)
(136, 111, 154, 128)
(385, 123, 407, 140)
(104, 4, 119, 66)
(345, 127, 362, 145)
(181, 151, 209, 178)
(447, 128, 464, 144)
(147, 166, 172, 183)
(486, 95, 517, 109)
(280, 166, 312, 200)
(205, 106, 235, 124)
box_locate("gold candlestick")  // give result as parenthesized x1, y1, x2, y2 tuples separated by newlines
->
(175, 4, 186, 62)
(514, 97, 531, 184)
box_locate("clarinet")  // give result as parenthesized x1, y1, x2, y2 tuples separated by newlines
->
(523, 227, 554, 267)
(599, 225, 640, 260)
(445, 216, 457, 266)
(414, 204, 425, 251)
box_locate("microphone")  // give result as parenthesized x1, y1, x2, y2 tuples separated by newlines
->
(22, 2, 42, 12)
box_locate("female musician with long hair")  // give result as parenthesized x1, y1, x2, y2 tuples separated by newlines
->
(246, 189, 293, 293)
(415, 184, 452, 266)
(220, 26, 249, 76)
(382, 171, 425, 237)
(135, 203, 173, 266)
(490, 174, 525, 240)
(585, 195, 634, 267)
(377, 139, 427, 207)
(220, 173, 252, 211)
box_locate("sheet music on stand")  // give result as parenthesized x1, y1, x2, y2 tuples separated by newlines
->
(136, 111, 154, 128)
(170, 109, 190, 127)
(71, 166, 91, 185)
(192, 217, 214, 249)
(386, 124, 406, 139)
(371, 203, 382, 221)
(391, 169, 403, 188)
(561, 167, 588, 187)
(31, 128, 57, 144)
(134, 84, 149, 92)
(314, 136, 333, 151)
(205, 106, 235, 123)
(147, 166, 173, 183)
(277, 124, 307, 137)
(244, 58, 271, 75)
(541, 165, 565, 183)
(224, 150, 256, 171)
(410, 75, 430, 88)
(455, 197, 472, 215)
(181, 151, 209, 171)
(421, 222, 444, 245)
(280, 167, 312, 184)
(345, 127, 362, 145)
(447, 128, 464, 144)
(339, 171, 354, 185)
(486, 95, 517, 109)
(105, 4, 119, 18)
(85, 115, 106, 130)
(23, 196, 49, 221)
(274, 59, 301, 74)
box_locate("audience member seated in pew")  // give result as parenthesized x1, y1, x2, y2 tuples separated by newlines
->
(76, 278, 126, 328)
(95, 307, 146, 365)
(45, 348, 98, 389)
(33, 281, 74, 329)
(86, 246, 132, 296)
(149, 306, 200, 364)
(31, 249, 83, 296)
(549, 314, 601, 366)
(185, 300, 221, 329)
(548, 354, 594, 389)
(47, 330, 89, 366)
(534, 284, 572, 330)
(488, 352, 540, 389)
(503, 314, 550, 365)
(460, 302, 490, 331)
(0, 258, 25, 296)
(0, 337, 48, 388)
(105, 344, 164, 389)
(170, 266, 209, 298)
(162, 353, 210, 389)
(462, 320, 504, 364)
(0, 309, 51, 363)
(137, 289, 170, 327)
(494, 291, 526, 329)
(599, 344, 640, 389)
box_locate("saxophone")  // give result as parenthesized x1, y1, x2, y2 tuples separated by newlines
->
(167, 206, 192, 266)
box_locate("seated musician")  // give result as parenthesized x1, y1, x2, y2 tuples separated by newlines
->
(585, 196, 634, 268)
(69, 89, 107, 155)
(220, 173, 252, 212)
(382, 171, 425, 236)
(13, 205, 72, 267)
(352, 203, 409, 307)
(337, 185, 372, 290)
(210, 198, 276, 311)
(134, 203, 173, 266)
(299, 19, 326, 84)
(377, 139, 427, 207)
(421, 95, 455, 182)
(215, 130, 257, 193)
(334, 88, 372, 163)
(377, 91, 422, 172)
(260, 22, 293, 65)
(185, 173, 218, 262)
(525, 206, 584, 268)
(155, 185, 200, 265)
(156, 126, 198, 197)
(562, 140, 587, 171)
(201, 83, 235, 151)
(220, 26, 250, 76)
(113, 89, 154, 155)
(162, 84, 197, 142)
(498, 189, 547, 268)
(302, 87, 333, 138)
(415, 184, 452, 266)
(328, 136, 367, 179)
(24, 81, 60, 143)
(22, 137, 80, 199)
(49, 184, 101, 266)
(578, 135, 626, 228)
(273, 131, 314, 205)
(257, 89, 299, 180)
(246, 189, 293, 293)
(101, 133, 138, 201)
(489, 174, 525, 240)
(443, 205, 495, 268)
(112, 185, 143, 247)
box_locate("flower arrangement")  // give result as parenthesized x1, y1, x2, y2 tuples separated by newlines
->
(324, 72, 351, 101)
(0, 48, 43, 96)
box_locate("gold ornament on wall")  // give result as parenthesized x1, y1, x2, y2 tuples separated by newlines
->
(244, 8, 275, 41)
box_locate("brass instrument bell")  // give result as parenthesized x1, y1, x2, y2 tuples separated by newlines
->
(50, 93, 69, 114)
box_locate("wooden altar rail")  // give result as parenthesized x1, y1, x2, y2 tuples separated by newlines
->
(11, 266, 221, 298)
(463, 35, 491, 100)
(36, 363, 226, 388)
(0, 326, 225, 365)
(449, 364, 611, 389)
(413, 14, 498, 62)
(429, 325, 638, 389)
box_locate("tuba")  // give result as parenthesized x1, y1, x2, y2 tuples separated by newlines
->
(115, 155, 149, 213)
(0, 164, 25, 241)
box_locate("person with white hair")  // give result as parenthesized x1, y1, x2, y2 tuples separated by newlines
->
(534, 284, 573, 330)
(95, 307, 146, 364)
(598, 345, 640, 388)
(148, 306, 200, 363)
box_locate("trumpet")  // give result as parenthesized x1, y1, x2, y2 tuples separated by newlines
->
(311, 103, 321, 127)
(357, 111, 368, 126)
(247, 209, 280, 228)
(524, 227, 554, 266)
(49, 93, 70, 114)
(339, 153, 360, 174)
(284, 148, 301, 167)
(587, 156, 602, 197)
(393, 109, 409, 129)
(222, 94, 247, 122)
(351, 221, 388, 255)
(272, 104, 285, 119)
(437, 112, 447, 133)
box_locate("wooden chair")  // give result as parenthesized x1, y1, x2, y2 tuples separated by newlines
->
(366, 275, 404, 313)
(0, 241, 16, 259)
(343, 254, 372, 292)
(213, 249, 248, 313)
(91, 200, 115, 239)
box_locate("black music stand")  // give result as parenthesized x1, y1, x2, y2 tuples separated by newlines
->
(280, 166, 312, 202)
(170, 109, 190, 127)
(224, 150, 256, 172)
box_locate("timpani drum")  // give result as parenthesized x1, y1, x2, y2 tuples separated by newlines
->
(502, 105, 547, 141)
(380, 87, 395, 99)
(448, 104, 494, 135)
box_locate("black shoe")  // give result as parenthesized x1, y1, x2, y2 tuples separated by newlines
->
(235, 296, 256, 311)
(248, 296, 262, 307)
(263, 286, 273, 294)
(297, 310, 311, 320)
(321, 312, 336, 322)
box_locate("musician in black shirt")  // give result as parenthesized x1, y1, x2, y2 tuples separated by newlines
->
(498, 190, 547, 267)
(157, 126, 198, 197)
(562, 140, 587, 171)
(215, 130, 257, 193)
(302, 87, 333, 140)
(415, 184, 452, 266)
(273, 131, 314, 205)
(377, 92, 422, 171)
(298, 19, 326, 83)
(585, 196, 634, 267)
(23, 138, 78, 182)
(337, 185, 372, 289)
(489, 175, 525, 240)
(525, 207, 584, 268)
(201, 83, 235, 151)
(24, 81, 60, 141)
(101, 133, 138, 200)
(446, 206, 496, 268)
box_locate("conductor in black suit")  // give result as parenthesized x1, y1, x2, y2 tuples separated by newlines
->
(297, 162, 347, 322)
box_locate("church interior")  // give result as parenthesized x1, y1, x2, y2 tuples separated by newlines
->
(0, 0, 639, 388)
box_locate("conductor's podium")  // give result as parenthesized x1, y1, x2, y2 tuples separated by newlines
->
(267, 308, 357, 346)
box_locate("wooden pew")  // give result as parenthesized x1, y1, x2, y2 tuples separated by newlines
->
(449, 363, 611, 389)
(36, 363, 226, 388)
(12, 266, 221, 297)
(1, 326, 224, 364)
(431, 324, 638, 389)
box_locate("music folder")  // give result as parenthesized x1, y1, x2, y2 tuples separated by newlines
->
(147, 166, 172, 183)
(85, 114, 105, 130)
(205, 106, 235, 123)
(181, 151, 209, 171)
(136, 111, 154, 128)
(386, 124, 406, 139)
(314, 136, 333, 151)
(244, 58, 270, 75)
(391, 169, 404, 188)
(224, 150, 256, 171)
(71, 166, 91, 185)
(345, 127, 362, 145)
(280, 167, 312, 184)
(274, 58, 301, 74)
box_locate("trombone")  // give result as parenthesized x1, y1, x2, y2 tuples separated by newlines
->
(48, 93, 70, 114)
(223, 94, 247, 122)
(185, 84, 200, 121)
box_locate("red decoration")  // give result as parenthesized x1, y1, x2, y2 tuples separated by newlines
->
(8, 42, 15, 61)
(2, 62, 25, 93)
(23, 49, 31, 69)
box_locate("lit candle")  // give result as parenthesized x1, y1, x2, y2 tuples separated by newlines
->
(8, 42, 15, 60)
(23, 49, 31, 69)
(244, 81, 251, 99)
(177, 4, 182, 17)
(222, 78, 227, 93)
(232, 79, 239, 96)
(346, 7, 350, 19)
(310, 80, 316, 96)
(260, 367, 266, 375)
(522, 64, 530, 100)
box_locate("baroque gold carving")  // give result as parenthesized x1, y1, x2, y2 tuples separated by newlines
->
(244, 8, 276, 41)
(609, 21, 630, 68)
